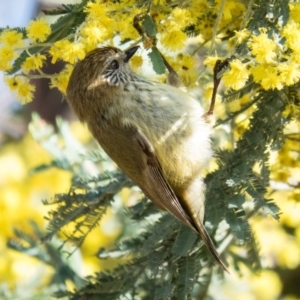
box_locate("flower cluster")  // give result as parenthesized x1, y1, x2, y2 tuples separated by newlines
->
(0, 0, 298, 105)
(0, 0, 249, 103)
(204, 3, 300, 92)
(0, 30, 24, 71)
(4, 75, 36, 104)
(2, 1, 299, 104)
(0, 18, 51, 103)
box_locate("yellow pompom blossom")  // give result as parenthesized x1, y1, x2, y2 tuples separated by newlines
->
(289, 190, 300, 203)
(176, 54, 198, 84)
(117, 19, 140, 42)
(0, 45, 17, 61)
(227, 100, 242, 114)
(17, 79, 36, 104)
(282, 21, 300, 54)
(62, 41, 86, 64)
(216, 0, 246, 36)
(189, 0, 228, 41)
(49, 40, 69, 63)
(190, 0, 210, 20)
(130, 55, 143, 70)
(80, 1, 115, 47)
(195, 20, 214, 41)
(50, 64, 74, 94)
(203, 55, 221, 69)
(249, 31, 277, 64)
(84, 1, 109, 19)
(290, 52, 300, 64)
(278, 62, 300, 86)
(260, 66, 283, 90)
(221, 0, 240, 21)
(233, 29, 250, 45)
(5, 76, 36, 104)
(251, 63, 285, 90)
(49, 40, 86, 64)
(80, 21, 111, 51)
(175, 54, 195, 70)
(251, 63, 269, 83)
(0, 29, 24, 48)
(222, 59, 250, 90)
(83, 1, 115, 34)
(115, 7, 141, 42)
(218, 0, 246, 22)
(21, 53, 46, 73)
(283, 102, 300, 117)
(4, 76, 18, 91)
(168, 7, 194, 30)
(0, 46, 17, 71)
(26, 18, 51, 43)
(160, 29, 188, 51)
(276, 146, 299, 169)
(289, 2, 300, 23)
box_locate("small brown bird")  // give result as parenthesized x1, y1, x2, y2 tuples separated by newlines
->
(66, 46, 227, 270)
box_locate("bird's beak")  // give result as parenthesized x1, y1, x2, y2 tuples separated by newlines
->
(124, 46, 139, 63)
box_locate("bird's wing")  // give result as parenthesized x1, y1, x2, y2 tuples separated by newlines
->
(93, 120, 197, 233)
(135, 129, 228, 271)
(131, 127, 198, 230)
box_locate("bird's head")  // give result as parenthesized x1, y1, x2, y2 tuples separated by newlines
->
(66, 46, 139, 121)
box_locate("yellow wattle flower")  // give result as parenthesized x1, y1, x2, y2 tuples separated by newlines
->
(26, 18, 51, 43)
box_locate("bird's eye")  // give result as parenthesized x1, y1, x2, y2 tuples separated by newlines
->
(110, 60, 119, 69)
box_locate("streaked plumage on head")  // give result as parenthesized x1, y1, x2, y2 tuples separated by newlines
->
(66, 46, 227, 271)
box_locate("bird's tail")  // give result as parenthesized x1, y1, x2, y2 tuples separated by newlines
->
(176, 180, 228, 272)
(196, 220, 229, 272)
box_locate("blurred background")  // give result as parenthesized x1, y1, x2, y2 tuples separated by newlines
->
(1, 1, 300, 299)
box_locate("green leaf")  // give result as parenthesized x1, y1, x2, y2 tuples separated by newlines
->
(148, 249, 168, 276)
(42, 4, 78, 15)
(254, 198, 280, 220)
(172, 225, 198, 257)
(148, 48, 166, 75)
(142, 215, 177, 254)
(227, 194, 245, 208)
(142, 14, 158, 37)
(79, 150, 104, 162)
(154, 283, 174, 300)
(8, 51, 30, 74)
(225, 209, 251, 243)
(0, 26, 26, 35)
(176, 256, 196, 300)
(29, 162, 57, 174)
(279, 0, 290, 26)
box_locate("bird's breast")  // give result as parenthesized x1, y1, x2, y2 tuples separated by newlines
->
(114, 84, 212, 186)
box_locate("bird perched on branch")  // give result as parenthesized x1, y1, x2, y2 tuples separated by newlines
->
(66, 46, 227, 271)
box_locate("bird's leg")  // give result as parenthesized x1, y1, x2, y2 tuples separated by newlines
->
(160, 53, 181, 87)
(204, 58, 230, 121)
